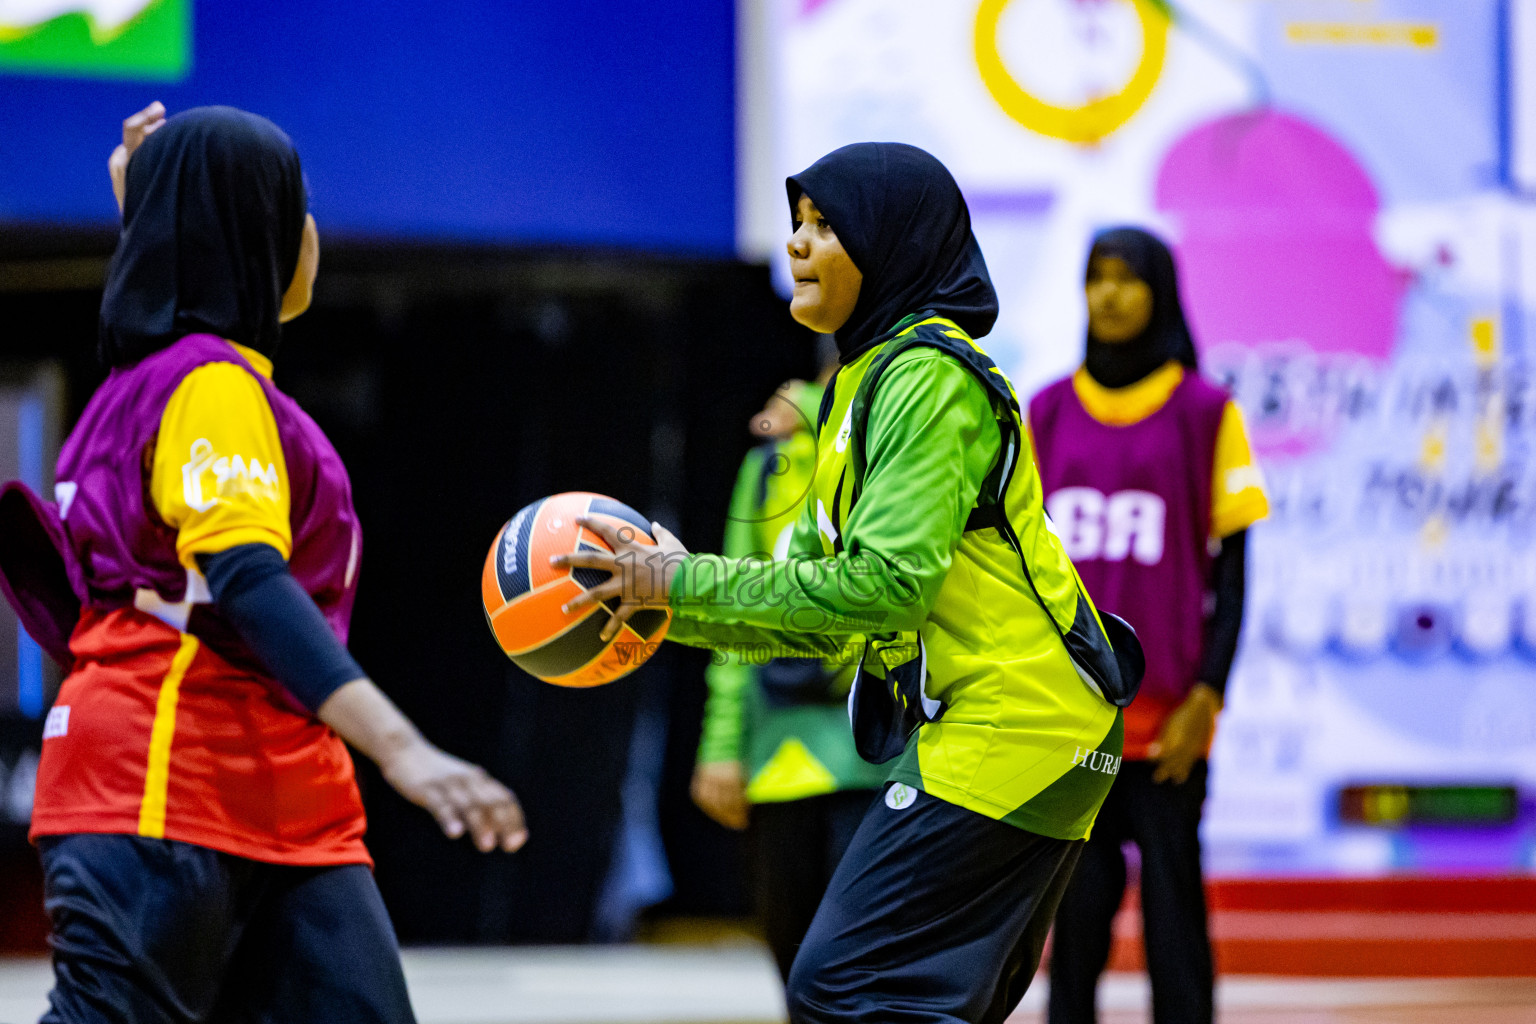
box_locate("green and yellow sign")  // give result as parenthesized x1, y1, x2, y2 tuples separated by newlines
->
(0, 0, 190, 80)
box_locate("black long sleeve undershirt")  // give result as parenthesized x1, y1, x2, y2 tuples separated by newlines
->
(195, 542, 364, 713)
(1196, 529, 1247, 699)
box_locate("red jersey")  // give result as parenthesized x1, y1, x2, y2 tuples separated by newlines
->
(29, 336, 369, 865)
(33, 608, 368, 865)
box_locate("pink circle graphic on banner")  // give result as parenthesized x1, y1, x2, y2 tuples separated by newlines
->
(1155, 110, 1406, 456)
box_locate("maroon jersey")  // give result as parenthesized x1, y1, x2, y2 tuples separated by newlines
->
(24, 334, 368, 864)
(1029, 372, 1228, 757)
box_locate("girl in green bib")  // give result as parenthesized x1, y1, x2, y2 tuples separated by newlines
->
(557, 142, 1138, 1024)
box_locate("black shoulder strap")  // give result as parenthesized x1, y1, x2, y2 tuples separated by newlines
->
(752, 440, 781, 509)
(842, 319, 1144, 709)
(815, 366, 840, 432)
(846, 319, 1019, 531)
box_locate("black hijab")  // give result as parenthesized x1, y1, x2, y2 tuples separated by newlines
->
(788, 143, 997, 363)
(99, 106, 308, 368)
(1083, 227, 1198, 389)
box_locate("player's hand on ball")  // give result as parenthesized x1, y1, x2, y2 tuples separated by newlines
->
(1148, 682, 1221, 785)
(554, 517, 688, 641)
(691, 761, 749, 831)
(110, 101, 167, 213)
(381, 741, 529, 853)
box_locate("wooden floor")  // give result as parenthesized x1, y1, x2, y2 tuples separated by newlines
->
(1, 948, 1532, 1023)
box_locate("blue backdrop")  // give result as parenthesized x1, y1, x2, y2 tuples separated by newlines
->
(0, 2, 737, 255)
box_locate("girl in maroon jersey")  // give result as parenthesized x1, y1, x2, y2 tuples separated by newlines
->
(1030, 227, 1269, 1024)
(1, 103, 527, 1024)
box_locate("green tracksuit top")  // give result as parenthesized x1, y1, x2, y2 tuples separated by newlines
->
(669, 315, 1124, 840)
(696, 417, 889, 803)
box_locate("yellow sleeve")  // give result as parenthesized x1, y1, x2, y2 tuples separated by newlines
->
(149, 362, 292, 569)
(1210, 400, 1269, 539)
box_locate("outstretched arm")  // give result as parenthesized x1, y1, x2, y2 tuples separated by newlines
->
(316, 677, 527, 853)
(557, 351, 998, 644)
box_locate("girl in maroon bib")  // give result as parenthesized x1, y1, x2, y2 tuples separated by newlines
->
(1030, 228, 1267, 1024)
(1, 104, 527, 1024)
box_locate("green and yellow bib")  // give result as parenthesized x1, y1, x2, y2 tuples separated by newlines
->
(814, 314, 1132, 839)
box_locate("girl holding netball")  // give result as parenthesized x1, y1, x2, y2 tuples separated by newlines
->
(558, 142, 1141, 1023)
(0, 103, 525, 1023)
(1031, 227, 1268, 1024)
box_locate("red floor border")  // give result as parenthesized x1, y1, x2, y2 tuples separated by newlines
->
(1101, 877, 1536, 977)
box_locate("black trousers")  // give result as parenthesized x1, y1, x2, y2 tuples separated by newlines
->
(787, 785, 1082, 1024)
(1047, 760, 1213, 1024)
(751, 789, 877, 981)
(37, 834, 416, 1024)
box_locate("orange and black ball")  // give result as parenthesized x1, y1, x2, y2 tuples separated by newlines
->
(481, 492, 670, 687)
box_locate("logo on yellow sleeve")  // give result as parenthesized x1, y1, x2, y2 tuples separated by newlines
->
(1224, 464, 1265, 497)
(181, 437, 281, 512)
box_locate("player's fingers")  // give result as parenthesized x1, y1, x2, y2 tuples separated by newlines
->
(498, 799, 529, 852)
(469, 774, 517, 815)
(487, 795, 528, 851)
(598, 601, 640, 642)
(712, 786, 743, 829)
(463, 804, 496, 853)
(574, 515, 631, 549)
(550, 548, 617, 571)
(466, 769, 503, 797)
(479, 790, 516, 828)
(563, 579, 622, 615)
(441, 775, 481, 818)
(1152, 754, 1190, 785)
(650, 521, 684, 550)
(710, 787, 748, 831)
(700, 793, 732, 828)
(427, 793, 466, 839)
(123, 101, 165, 140)
(1170, 757, 1195, 785)
(443, 787, 490, 848)
(463, 773, 527, 851)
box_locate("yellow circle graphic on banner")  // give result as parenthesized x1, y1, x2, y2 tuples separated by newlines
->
(975, 0, 1170, 144)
